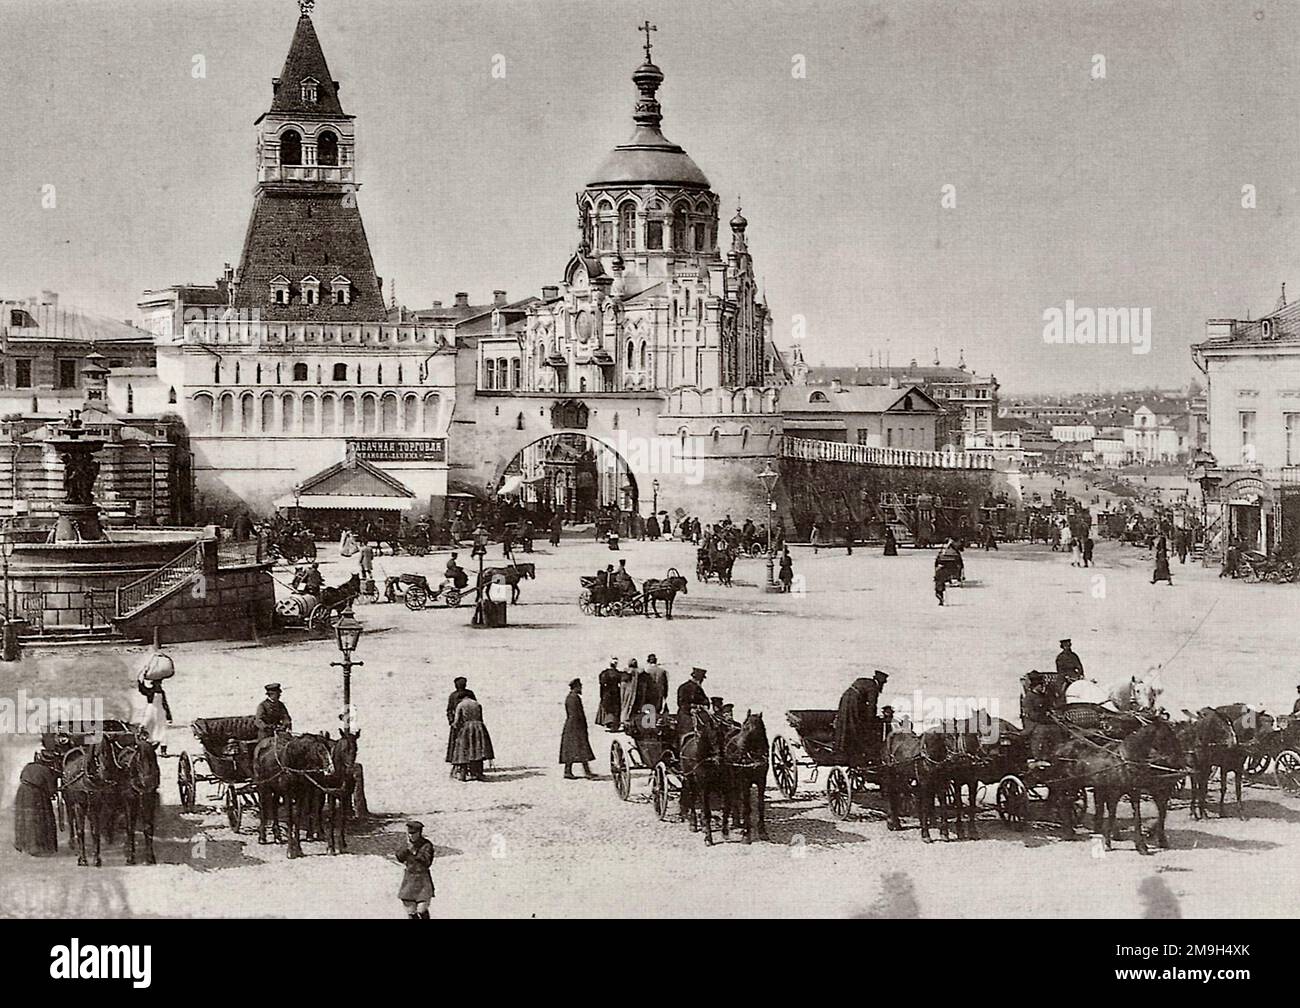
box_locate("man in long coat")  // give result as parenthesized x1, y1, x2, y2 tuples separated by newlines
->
(560, 679, 596, 778)
(394, 821, 435, 919)
(643, 654, 669, 713)
(255, 684, 292, 741)
(834, 672, 888, 764)
(445, 677, 476, 776)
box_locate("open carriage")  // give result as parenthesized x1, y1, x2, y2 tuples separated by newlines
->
(275, 574, 361, 632)
(1240, 714, 1300, 791)
(384, 572, 463, 610)
(608, 709, 683, 820)
(770, 709, 902, 820)
(177, 716, 261, 832)
(578, 575, 645, 617)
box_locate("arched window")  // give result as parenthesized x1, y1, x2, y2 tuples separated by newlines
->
(292, 362, 308, 382)
(240, 393, 254, 431)
(192, 393, 213, 435)
(498, 358, 510, 389)
(332, 362, 348, 381)
(321, 393, 336, 434)
(218, 393, 235, 432)
(626, 340, 635, 369)
(281, 393, 296, 432)
(380, 394, 398, 433)
(403, 394, 419, 431)
(639, 340, 648, 369)
(423, 394, 440, 433)
(126, 383, 135, 414)
(280, 129, 302, 167)
(301, 395, 317, 432)
(484, 360, 496, 389)
(213, 360, 221, 383)
(597, 201, 614, 249)
(361, 393, 378, 433)
(341, 394, 357, 433)
(511, 359, 521, 389)
(261, 393, 275, 432)
(620, 202, 636, 251)
(317, 130, 338, 166)
(579, 377, 588, 392)
(671, 207, 688, 251)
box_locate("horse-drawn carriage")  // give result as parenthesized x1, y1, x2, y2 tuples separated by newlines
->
(770, 710, 910, 821)
(177, 716, 261, 831)
(41, 718, 139, 835)
(275, 573, 361, 632)
(384, 573, 463, 610)
(269, 529, 317, 563)
(696, 545, 737, 585)
(1238, 713, 1300, 791)
(578, 574, 645, 616)
(609, 708, 682, 820)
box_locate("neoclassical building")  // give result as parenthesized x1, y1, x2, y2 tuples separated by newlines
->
(139, 10, 457, 519)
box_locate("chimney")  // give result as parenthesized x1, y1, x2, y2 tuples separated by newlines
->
(431, 300, 443, 309)
(830, 378, 843, 393)
(541, 285, 559, 300)
(40, 290, 58, 307)
(889, 376, 900, 389)
(454, 292, 469, 308)
(493, 290, 507, 307)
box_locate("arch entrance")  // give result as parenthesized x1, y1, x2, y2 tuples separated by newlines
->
(493, 431, 639, 524)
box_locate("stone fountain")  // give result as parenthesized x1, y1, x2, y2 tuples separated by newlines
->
(45, 410, 106, 543)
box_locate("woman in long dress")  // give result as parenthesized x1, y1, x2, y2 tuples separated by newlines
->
(618, 659, 640, 728)
(13, 753, 59, 856)
(137, 652, 174, 754)
(447, 695, 495, 781)
(596, 660, 621, 730)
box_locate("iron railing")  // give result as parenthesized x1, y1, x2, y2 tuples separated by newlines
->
(781, 436, 996, 470)
(115, 542, 204, 619)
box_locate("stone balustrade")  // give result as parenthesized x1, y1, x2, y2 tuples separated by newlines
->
(781, 436, 995, 470)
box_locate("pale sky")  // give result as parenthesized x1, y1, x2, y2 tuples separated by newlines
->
(2, 0, 1298, 393)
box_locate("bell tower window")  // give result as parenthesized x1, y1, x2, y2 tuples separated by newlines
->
(301, 78, 318, 104)
(646, 220, 663, 250)
(280, 130, 302, 166)
(620, 203, 636, 251)
(318, 130, 338, 167)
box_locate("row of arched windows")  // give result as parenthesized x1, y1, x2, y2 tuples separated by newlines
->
(585, 197, 714, 254)
(191, 391, 442, 436)
(279, 128, 339, 167)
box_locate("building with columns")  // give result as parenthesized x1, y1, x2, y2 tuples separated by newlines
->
(138, 10, 457, 520)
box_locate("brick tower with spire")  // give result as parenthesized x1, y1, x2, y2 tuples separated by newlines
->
(231, 8, 385, 321)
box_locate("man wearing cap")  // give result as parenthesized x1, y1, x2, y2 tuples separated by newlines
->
(560, 678, 596, 779)
(676, 668, 710, 746)
(394, 821, 435, 919)
(255, 684, 292, 741)
(1055, 639, 1084, 681)
(643, 654, 669, 714)
(834, 671, 888, 764)
(445, 677, 476, 777)
(1291, 686, 1300, 717)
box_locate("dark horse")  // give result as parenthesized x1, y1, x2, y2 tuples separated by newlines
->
(324, 730, 361, 854)
(1176, 708, 1245, 820)
(1052, 719, 1184, 854)
(642, 571, 689, 619)
(253, 731, 333, 858)
(63, 731, 160, 867)
(478, 563, 536, 603)
(883, 726, 982, 842)
(679, 710, 727, 845)
(722, 712, 770, 843)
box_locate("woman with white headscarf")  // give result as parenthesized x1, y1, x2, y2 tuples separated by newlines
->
(136, 652, 175, 754)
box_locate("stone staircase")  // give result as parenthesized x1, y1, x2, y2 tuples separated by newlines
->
(115, 542, 205, 621)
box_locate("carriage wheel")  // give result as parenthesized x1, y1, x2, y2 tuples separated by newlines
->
(826, 767, 853, 820)
(306, 604, 328, 631)
(446, 588, 462, 608)
(225, 786, 242, 833)
(629, 594, 645, 616)
(578, 590, 592, 615)
(1275, 750, 1300, 792)
(404, 585, 429, 611)
(607, 599, 625, 618)
(652, 761, 671, 821)
(771, 735, 798, 799)
(610, 741, 632, 801)
(177, 751, 196, 812)
(995, 775, 1028, 831)
(1244, 752, 1270, 776)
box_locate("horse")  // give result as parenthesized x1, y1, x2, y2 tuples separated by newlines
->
(478, 563, 536, 603)
(1106, 676, 1162, 713)
(1176, 708, 1245, 819)
(929, 723, 985, 840)
(642, 571, 689, 619)
(324, 730, 360, 855)
(1051, 719, 1184, 854)
(63, 730, 160, 867)
(722, 712, 770, 843)
(253, 731, 333, 858)
(679, 710, 727, 845)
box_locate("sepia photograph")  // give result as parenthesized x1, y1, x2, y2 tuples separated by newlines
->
(0, 0, 1293, 952)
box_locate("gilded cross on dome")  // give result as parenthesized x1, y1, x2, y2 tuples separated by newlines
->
(299, 0, 316, 15)
(639, 20, 657, 62)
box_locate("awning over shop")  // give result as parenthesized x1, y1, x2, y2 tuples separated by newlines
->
(274, 456, 417, 511)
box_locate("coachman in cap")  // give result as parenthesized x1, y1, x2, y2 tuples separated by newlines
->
(395, 821, 435, 919)
(255, 683, 292, 741)
(1055, 639, 1084, 681)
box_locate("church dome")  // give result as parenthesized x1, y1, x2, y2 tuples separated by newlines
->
(586, 60, 711, 190)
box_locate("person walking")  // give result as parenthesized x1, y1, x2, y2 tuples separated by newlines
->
(136, 652, 174, 755)
(394, 821, 435, 919)
(1081, 534, 1094, 568)
(444, 677, 476, 777)
(843, 520, 854, 556)
(596, 658, 621, 730)
(447, 693, 494, 781)
(660, 513, 672, 540)
(643, 654, 669, 713)
(883, 526, 898, 556)
(779, 547, 794, 592)
(811, 523, 822, 555)
(1152, 533, 1173, 586)
(359, 540, 375, 581)
(646, 513, 660, 540)
(560, 679, 596, 779)
(619, 658, 641, 729)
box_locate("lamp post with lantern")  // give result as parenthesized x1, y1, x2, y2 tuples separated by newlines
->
(329, 605, 367, 816)
(652, 479, 659, 519)
(757, 463, 780, 591)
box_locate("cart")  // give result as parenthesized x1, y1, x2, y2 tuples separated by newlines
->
(178, 716, 261, 832)
(609, 709, 681, 819)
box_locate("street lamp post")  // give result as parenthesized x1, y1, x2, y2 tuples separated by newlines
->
(471, 522, 489, 625)
(652, 479, 659, 519)
(330, 605, 364, 722)
(757, 463, 780, 591)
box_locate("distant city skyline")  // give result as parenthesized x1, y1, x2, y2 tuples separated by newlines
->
(2, 0, 1298, 393)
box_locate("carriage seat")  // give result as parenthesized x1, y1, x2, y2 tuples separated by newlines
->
(192, 716, 260, 750)
(785, 710, 838, 745)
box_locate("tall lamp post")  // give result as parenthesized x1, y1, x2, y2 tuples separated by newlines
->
(331, 606, 364, 723)
(757, 463, 780, 591)
(652, 479, 659, 518)
(471, 522, 489, 625)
